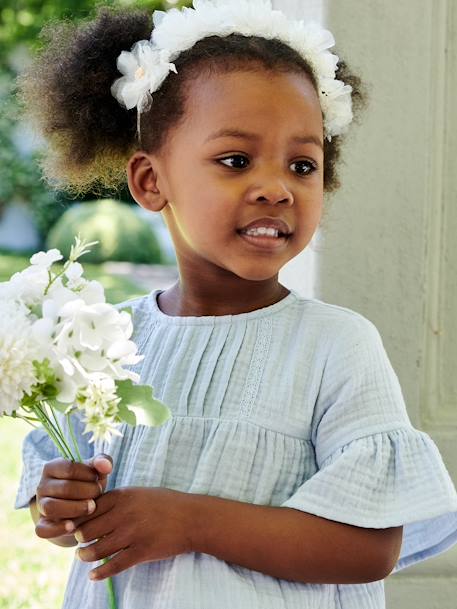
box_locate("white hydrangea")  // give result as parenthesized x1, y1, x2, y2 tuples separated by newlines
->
(0, 239, 170, 485)
(0, 241, 145, 445)
(5, 241, 175, 471)
(30, 249, 63, 268)
(1, 265, 50, 306)
(64, 262, 85, 290)
(0, 301, 40, 415)
(30, 294, 142, 406)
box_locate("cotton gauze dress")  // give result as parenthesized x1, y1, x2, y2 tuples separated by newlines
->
(15, 287, 457, 609)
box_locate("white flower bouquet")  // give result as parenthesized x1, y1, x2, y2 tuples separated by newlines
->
(0, 236, 171, 609)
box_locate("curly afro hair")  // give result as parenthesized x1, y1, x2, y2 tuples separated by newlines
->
(17, 5, 368, 197)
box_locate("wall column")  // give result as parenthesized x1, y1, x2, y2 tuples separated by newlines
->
(275, 1, 457, 606)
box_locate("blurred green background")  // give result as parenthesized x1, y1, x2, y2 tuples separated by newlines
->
(0, 1, 190, 607)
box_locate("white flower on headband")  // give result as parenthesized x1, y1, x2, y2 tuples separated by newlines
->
(111, 42, 177, 112)
(111, 0, 353, 140)
(319, 78, 354, 139)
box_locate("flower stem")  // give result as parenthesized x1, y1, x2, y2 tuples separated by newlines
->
(6, 413, 41, 428)
(33, 404, 73, 460)
(66, 415, 117, 609)
(45, 405, 75, 459)
(45, 402, 77, 461)
(31, 402, 118, 609)
(43, 260, 71, 296)
(66, 412, 83, 464)
(104, 569, 116, 609)
(48, 402, 68, 444)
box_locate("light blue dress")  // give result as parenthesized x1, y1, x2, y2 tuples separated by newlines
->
(15, 288, 457, 609)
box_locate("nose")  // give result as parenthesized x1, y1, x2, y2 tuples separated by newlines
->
(249, 175, 294, 206)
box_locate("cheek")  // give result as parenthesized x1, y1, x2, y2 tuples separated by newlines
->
(190, 195, 237, 236)
(179, 202, 235, 247)
(293, 199, 323, 238)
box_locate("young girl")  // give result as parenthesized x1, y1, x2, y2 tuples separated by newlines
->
(14, 2, 457, 608)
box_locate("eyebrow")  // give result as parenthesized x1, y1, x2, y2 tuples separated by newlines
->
(204, 128, 324, 151)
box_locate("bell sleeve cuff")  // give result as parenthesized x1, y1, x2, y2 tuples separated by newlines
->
(281, 426, 457, 573)
(281, 313, 457, 573)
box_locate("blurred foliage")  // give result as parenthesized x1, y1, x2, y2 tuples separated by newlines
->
(0, 75, 70, 233)
(0, 0, 192, 68)
(47, 198, 164, 264)
(0, 0, 191, 245)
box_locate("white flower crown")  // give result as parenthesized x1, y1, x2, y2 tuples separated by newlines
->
(111, 0, 353, 141)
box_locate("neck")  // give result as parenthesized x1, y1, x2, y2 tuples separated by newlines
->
(156, 280, 290, 317)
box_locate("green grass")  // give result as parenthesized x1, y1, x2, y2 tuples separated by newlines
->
(0, 254, 149, 608)
(0, 419, 73, 609)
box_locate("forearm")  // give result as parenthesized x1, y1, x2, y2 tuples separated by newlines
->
(29, 497, 78, 548)
(188, 494, 391, 584)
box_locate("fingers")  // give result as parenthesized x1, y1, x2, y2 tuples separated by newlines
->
(43, 458, 99, 482)
(86, 454, 113, 476)
(37, 478, 103, 502)
(36, 496, 97, 520)
(71, 491, 114, 530)
(73, 503, 116, 544)
(76, 530, 119, 563)
(35, 515, 79, 540)
(86, 546, 138, 581)
(85, 454, 113, 493)
(34, 455, 113, 542)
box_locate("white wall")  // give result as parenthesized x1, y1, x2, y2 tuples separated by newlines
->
(275, 1, 457, 607)
(273, 0, 326, 23)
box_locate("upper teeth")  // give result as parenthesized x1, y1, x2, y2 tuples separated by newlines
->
(244, 227, 280, 237)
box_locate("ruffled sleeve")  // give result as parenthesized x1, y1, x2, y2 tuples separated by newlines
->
(14, 410, 94, 510)
(280, 315, 457, 573)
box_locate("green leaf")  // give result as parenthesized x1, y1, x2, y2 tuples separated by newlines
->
(117, 399, 137, 426)
(115, 380, 172, 427)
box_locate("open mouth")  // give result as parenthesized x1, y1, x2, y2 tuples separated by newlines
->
(236, 230, 292, 250)
(236, 230, 292, 239)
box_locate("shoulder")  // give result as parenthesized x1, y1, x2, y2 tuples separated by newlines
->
(289, 292, 382, 345)
(291, 298, 394, 392)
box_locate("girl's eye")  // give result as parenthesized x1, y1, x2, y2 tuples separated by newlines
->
(218, 154, 317, 176)
(290, 160, 317, 176)
(218, 155, 249, 169)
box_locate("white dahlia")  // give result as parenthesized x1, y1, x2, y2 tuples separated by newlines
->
(0, 301, 40, 415)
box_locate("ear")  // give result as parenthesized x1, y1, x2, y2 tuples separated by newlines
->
(127, 151, 168, 212)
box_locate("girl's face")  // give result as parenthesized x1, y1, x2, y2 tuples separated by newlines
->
(131, 67, 324, 300)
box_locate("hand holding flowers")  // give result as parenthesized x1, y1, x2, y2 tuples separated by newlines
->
(34, 454, 114, 542)
(72, 485, 195, 581)
(1, 236, 172, 609)
(34, 452, 196, 582)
